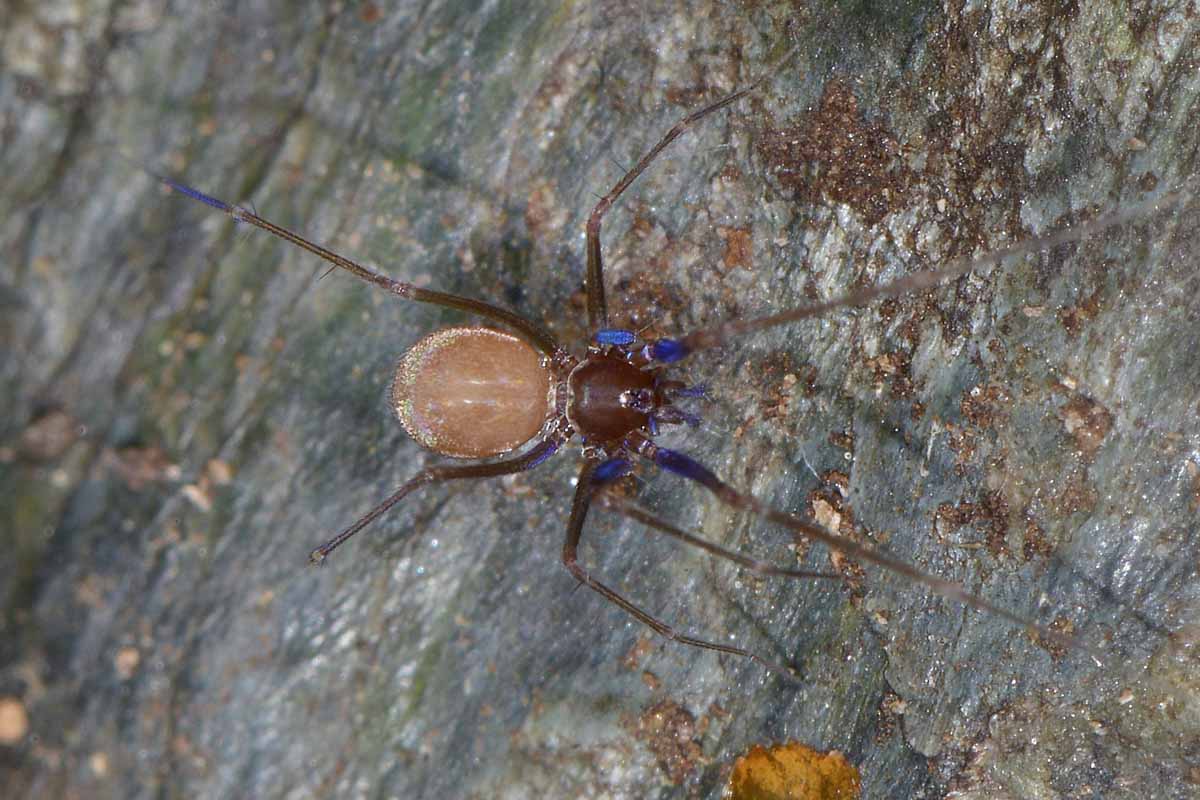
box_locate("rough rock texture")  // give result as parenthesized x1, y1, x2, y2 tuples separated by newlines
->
(2, 1, 1198, 798)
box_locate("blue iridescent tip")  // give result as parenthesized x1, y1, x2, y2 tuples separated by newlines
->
(592, 458, 632, 484)
(649, 338, 688, 363)
(594, 328, 637, 347)
(162, 178, 233, 213)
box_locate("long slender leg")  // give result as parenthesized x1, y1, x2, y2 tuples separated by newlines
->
(153, 173, 563, 357)
(583, 44, 806, 330)
(639, 443, 1096, 657)
(593, 492, 841, 582)
(584, 86, 757, 330)
(562, 460, 799, 680)
(645, 182, 1194, 363)
(310, 438, 560, 564)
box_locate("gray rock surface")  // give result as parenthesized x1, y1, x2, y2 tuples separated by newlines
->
(2, 1, 1198, 798)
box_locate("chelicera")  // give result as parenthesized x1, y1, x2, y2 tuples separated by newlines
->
(156, 63, 1185, 677)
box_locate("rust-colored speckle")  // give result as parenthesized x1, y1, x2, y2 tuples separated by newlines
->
(828, 430, 855, 453)
(757, 80, 911, 226)
(1032, 616, 1075, 659)
(631, 700, 705, 785)
(875, 692, 907, 744)
(862, 349, 914, 399)
(943, 421, 979, 474)
(809, 485, 866, 590)
(1059, 395, 1114, 459)
(0, 697, 29, 744)
(621, 635, 655, 671)
(18, 408, 79, 461)
(205, 458, 234, 485)
(1187, 460, 1200, 512)
(718, 225, 754, 271)
(114, 646, 141, 680)
(729, 741, 860, 800)
(1021, 518, 1053, 561)
(934, 491, 1011, 556)
(960, 383, 1010, 431)
(524, 179, 567, 240)
(1048, 465, 1099, 517)
(181, 483, 214, 513)
(1057, 286, 1104, 337)
(823, 470, 850, 495)
(358, 2, 381, 22)
(103, 446, 180, 491)
(751, 352, 816, 421)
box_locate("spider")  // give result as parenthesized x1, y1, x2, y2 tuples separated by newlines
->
(153, 61, 1185, 678)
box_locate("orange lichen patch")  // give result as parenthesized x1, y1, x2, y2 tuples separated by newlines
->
(392, 326, 553, 458)
(729, 741, 860, 800)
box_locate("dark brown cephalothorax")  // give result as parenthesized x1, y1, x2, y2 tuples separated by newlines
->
(156, 49, 1181, 675)
(565, 354, 657, 446)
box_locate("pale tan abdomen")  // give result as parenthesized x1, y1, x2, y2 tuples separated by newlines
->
(391, 326, 553, 458)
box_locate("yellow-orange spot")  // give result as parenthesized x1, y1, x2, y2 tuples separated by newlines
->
(0, 697, 29, 744)
(392, 327, 553, 458)
(729, 741, 860, 800)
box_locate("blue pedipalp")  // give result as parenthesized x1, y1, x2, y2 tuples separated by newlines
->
(594, 329, 638, 347)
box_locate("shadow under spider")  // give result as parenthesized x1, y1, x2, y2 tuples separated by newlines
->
(147, 50, 1191, 680)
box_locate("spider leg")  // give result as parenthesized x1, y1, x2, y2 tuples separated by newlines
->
(583, 42, 804, 330)
(639, 443, 1097, 658)
(309, 438, 560, 564)
(562, 460, 800, 681)
(151, 171, 563, 356)
(594, 491, 841, 582)
(584, 86, 757, 331)
(653, 181, 1194, 362)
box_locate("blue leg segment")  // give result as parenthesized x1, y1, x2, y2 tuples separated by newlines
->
(592, 457, 632, 484)
(648, 338, 689, 363)
(653, 448, 719, 487)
